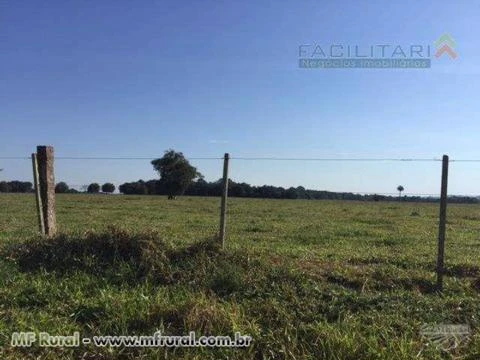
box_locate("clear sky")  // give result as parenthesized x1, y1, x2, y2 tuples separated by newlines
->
(1, 1, 479, 195)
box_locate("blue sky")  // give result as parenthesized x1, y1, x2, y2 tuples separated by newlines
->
(1, 1, 480, 195)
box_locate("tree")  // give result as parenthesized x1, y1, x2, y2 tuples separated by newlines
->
(7, 181, 32, 193)
(119, 180, 149, 195)
(87, 183, 100, 193)
(102, 183, 115, 193)
(145, 180, 159, 195)
(397, 185, 404, 199)
(55, 182, 69, 193)
(0, 181, 10, 193)
(151, 150, 202, 199)
(285, 187, 299, 199)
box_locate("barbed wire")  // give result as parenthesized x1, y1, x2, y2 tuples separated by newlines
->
(0, 156, 223, 160)
(2, 155, 479, 197)
(230, 157, 442, 161)
(448, 159, 480, 162)
(2, 155, 480, 162)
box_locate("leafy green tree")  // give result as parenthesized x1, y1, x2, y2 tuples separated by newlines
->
(102, 183, 115, 193)
(0, 181, 10, 193)
(8, 181, 32, 193)
(285, 187, 299, 199)
(87, 183, 100, 193)
(151, 149, 202, 199)
(55, 182, 69, 193)
(119, 180, 147, 195)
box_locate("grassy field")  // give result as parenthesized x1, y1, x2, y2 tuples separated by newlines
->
(0, 193, 479, 359)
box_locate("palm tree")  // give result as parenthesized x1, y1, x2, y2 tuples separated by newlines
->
(397, 185, 404, 199)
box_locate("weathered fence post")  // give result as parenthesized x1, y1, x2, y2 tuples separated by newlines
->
(436, 154, 449, 291)
(219, 153, 230, 248)
(31, 153, 45, 235)
(36, 146, 56, 237)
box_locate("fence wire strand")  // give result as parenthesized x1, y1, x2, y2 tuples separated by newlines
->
(2, 156, 480, 162)
(3, 154, 480, 197)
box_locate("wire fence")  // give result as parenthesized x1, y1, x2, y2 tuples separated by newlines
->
(4, 155, 480, 162)
(3, 154, 480, 197)
(2, 149, 480, 291)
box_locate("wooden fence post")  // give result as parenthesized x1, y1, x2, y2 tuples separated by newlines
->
(219, 153, 230, 248)
(36, 146, 56, 237)
(31, 153, 45, 235)
(436, 154, 449, 291)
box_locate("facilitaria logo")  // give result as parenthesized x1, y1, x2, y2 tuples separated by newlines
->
(435, 33, 457, 59)
(298, 33, 457, 69)
(420, 324, 471, 351)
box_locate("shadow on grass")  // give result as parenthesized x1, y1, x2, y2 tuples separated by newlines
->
(2, 227, 279, 298)
(2, 227, 232, 285)
(6, 227, 463, 299)
(346, 256, 418, 269)
(6, 227, 172, 275)
(444, 263, 480, 277)
(472, 278, 480, 292)
(325, 272, 437, 294)
(348, 257, 480, 279)
(375, 276, 438, 294)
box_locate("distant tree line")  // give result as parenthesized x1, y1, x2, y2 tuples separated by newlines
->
(1, 178, 478, 203)
(0, 181, 33, 193)
(54, 182, 79, 194)
(116, 178, 480, 204)
(1, 150, 479, 204)
(0, 181, 117, 194)
(0, 178, 480, 204)
(54, 182, 116, 194)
